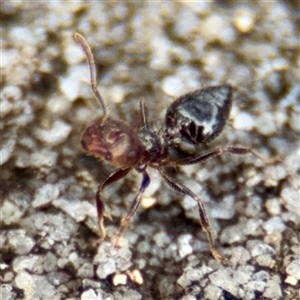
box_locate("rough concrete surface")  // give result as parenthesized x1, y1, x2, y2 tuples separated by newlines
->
(1, 1, 299, 300)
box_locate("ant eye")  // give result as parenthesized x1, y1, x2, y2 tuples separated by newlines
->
(165, 85, 232, 144)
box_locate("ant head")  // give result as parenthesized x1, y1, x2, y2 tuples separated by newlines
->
(81, 117, 145, 167)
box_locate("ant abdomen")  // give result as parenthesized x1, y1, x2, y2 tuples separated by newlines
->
(165, 85, 232, 145)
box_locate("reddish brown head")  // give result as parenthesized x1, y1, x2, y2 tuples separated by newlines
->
(81, 117, 145, 168)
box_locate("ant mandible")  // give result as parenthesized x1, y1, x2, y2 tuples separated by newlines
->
(74, 32, 269, 264)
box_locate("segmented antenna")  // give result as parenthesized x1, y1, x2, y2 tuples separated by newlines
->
(74, 32, 107, 116)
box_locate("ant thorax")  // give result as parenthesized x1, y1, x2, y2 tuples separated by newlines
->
(137, 126, 169, 165)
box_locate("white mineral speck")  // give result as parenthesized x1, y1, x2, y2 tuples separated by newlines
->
(2, 200, 23, 225)
(161, 76, 184, 97)
(115, 248, 133, 271)
(153, 231, 171, 248)
(265, 198, 281, 215)
(181, 295, 196, 300)
(244, 219, 263, 236)
(262, 216, 286, 234)
(32, 184, 60, 208)
(34, 120, 71, 146)
(210, 195, 235, 220)
(201, 14, 235, 44)
(220, 224, 245, 244)
(243, 279, 266, 298)
(230, 247, 251, 265)
(177, 269, 203, 288)
(0, 96, 14, 117)
(233, 9, 256, 33)
(245, 196, 262, 217)
(57, 258, 68, 269)
(59, 65, 86, 101)
(173, 6, 199, 38)
(209, 269, 239, 297)
(1, 284, 13, 300)
(286, 259, 300, 280)
(263, 277, 282, 298)
(52, 198, 97, 222)
(8, 230, 35, 255)
(255, 112, 277, 135)
(233, 112, 255, 131)
(47, 96, 72, 115)
(150, 35, 171, 70)
(9, 26, 37, 47)
(141, 196, 157, 209)
(64, 43, 85, 65)
(77, 262, 94, 278)
(13, 255, 39, 273)
(247, 240, 276, 257)
(15, 271, 35, 300)
(29, 275, 56, 299)
(285, 275, 297, 285)
(177, 234, 193, 258)
(1, 85, 22, 115)
(233, 265, 254, 285)
(112, 273, 127, 286)
(81, 289, 103, 300)
(290, 109, 300, 132)
(129, 269, 144, 285)
(204, 285, 222, 299)
(0, 137, 16, 165)
(281, 187, 299, 214)
(30, 149, 58, 168)
(110, 85, 126, 104)
(69, 252, 81, 269)
(96, 258, 116, 279)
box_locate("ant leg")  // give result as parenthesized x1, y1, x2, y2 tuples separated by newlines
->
(159, 169, 227, 264)
(114, 170, 150, 247)
(96, 168, 131, 243)
(177, 146, 272, 166)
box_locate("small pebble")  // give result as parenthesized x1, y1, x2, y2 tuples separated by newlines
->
(233, 8, 256, 33)
(15, 271, 35, 299)
(209, 269, 239, 297)
(263, 277, 282, 299)
(32, 184, 60, 208)
(177, 234, 193, 258)
(262, 216, 286, 234)
(34, 120, 71, 146)
(81, 289, 103, 300)
(286, 259, 300, 280)
(161, 76, 184, 96)
(8, 230, 35, 255)
(112, 273, 127, 286)
(233, 112, 255, 131)
(265, 198, 281, 215)
(96, 259, 116, 279)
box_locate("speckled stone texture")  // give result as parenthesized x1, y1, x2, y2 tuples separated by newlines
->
(1, 1, 299, 300)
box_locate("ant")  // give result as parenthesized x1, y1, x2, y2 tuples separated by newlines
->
(74, 32, 271, 264)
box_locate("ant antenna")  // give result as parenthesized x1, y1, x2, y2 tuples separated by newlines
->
(74, 32, 107, 116)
